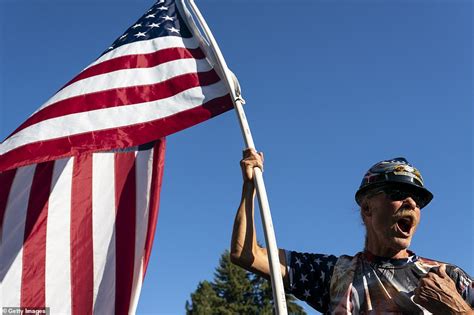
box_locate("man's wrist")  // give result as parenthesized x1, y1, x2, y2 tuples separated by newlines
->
(242, 180, 255, 195)
(243, 180, 255, 188)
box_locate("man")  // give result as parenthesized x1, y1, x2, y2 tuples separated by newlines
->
(231, 149, 473, 314)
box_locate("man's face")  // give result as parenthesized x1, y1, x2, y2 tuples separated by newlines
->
(363, 187, 421, 258)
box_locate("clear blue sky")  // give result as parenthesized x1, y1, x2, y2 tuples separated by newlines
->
(1, 1, 472, 314)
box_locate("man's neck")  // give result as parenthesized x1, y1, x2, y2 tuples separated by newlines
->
(364, 247, 410, 259)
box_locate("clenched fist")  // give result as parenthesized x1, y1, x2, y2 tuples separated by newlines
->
(413, 264, 473, 314)
(240, 149, 264, 183)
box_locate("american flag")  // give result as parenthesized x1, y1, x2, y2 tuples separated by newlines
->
(0, 0, 233, 313)
(0, 0, 233, 172)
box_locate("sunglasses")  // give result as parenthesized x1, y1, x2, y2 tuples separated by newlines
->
(367, 186, 425, 208)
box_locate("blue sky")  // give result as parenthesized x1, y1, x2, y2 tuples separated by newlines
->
(1, 0, 472, 314)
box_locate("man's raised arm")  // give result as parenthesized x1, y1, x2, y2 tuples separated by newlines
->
(229, 149, 289, 287)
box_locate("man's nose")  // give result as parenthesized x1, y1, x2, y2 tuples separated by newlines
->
(403, 196, 419, 209)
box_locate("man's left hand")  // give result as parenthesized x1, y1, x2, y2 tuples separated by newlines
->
(413, 264, 473, 314)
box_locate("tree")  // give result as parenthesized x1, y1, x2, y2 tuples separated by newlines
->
(186, 251, 306, 315)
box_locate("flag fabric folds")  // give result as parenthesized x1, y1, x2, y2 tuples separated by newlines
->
(1, 140, 165, 314)
(0, 0, 233, 173)
(1, 0, 234, 313)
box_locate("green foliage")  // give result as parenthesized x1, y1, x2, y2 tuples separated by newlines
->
(184, 281, 224, 314)
(186, 250, 306, 315)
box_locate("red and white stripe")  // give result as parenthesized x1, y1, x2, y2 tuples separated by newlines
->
(0, 20, 232, 172)
(0, 139, 165, 314)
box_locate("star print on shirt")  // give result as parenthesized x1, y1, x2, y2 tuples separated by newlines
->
(300, 274, 308, 283)
(295, 257, 303, 267)
(288, 251, 338, 313)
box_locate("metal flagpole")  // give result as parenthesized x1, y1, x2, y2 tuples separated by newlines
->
(185, 1, 288, 314)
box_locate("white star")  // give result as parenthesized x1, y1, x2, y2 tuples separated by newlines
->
(161, 15, 174, 21)
(157, 0, 165, 3)
(314, 283, 319, 289)
(407, 256, 414, 263)
(314, 258, 321, 265)
(310, 265, 315, 272)
(327, 261, 334, 268)
(303, 289, 311, 298)
(320, 271, 325, 281)
(295, 257, 303, 267)
(134, 32, 147, 38)
(157, 6, 168, 10)
(132, 23, 142, 29)
(119, 34, 127, 40)
(317, 298, 323, 306)
(146, 14, 156, 19)
(107, 46, 114, 50)
(300, 273, 308, 283)
(148, 23, 161, 28)
(167, 26, 180, 34)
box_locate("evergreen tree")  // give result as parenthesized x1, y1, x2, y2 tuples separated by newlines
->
(186, 250, 306, 315)
(185, 281, 224, 314)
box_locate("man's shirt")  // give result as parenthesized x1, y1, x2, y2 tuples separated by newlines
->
(286, 250, 474, 314)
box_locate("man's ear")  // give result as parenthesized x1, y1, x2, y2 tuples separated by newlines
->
(361, 199, 372, 218)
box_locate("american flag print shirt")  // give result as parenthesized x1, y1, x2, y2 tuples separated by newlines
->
(286, 250, 474, 314)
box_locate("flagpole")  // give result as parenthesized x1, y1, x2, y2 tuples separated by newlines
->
(185, 1, 288, 314)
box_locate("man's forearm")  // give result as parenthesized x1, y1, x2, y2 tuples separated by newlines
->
(230, 181, 258, 267)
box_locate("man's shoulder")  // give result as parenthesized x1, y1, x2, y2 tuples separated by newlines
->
(286, 250, 366, 267)
(286, 250, 340, 265)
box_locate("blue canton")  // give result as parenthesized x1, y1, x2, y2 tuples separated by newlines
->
(102, 0, 192, 55)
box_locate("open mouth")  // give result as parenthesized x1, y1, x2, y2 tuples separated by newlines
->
(396, 216, 414, 236)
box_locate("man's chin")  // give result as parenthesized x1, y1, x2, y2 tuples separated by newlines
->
(391, 236, 412, 251)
